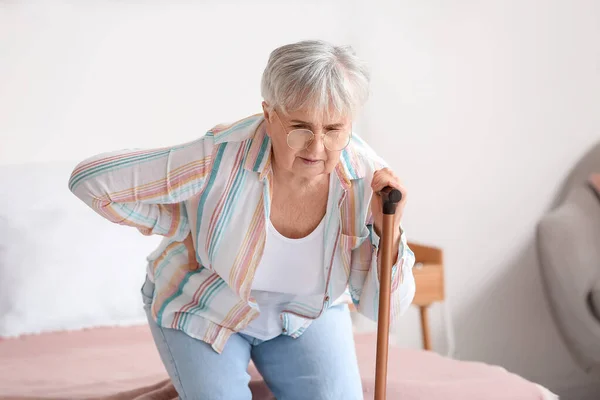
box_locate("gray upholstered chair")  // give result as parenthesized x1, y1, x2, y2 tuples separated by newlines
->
(536, 142, 600, 374)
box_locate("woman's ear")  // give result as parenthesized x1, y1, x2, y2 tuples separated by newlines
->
(262, 101, 272, 123)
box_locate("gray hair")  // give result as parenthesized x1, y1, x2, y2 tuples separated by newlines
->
(261, 40, 370, 119)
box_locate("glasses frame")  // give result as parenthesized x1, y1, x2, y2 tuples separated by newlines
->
(272, 109, 352, 151)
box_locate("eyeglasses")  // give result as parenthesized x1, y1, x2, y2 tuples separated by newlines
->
(272, 110, 352, 151)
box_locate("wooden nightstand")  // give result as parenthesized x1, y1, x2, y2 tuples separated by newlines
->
(408, 242, 444, 351)
(348, 241, 446, 352)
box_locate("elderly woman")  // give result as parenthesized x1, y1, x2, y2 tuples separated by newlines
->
(69, 40, 415, 400)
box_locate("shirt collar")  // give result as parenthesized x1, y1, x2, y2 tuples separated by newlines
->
(242, 117, 272, 181)
(335, 140, 366, 190)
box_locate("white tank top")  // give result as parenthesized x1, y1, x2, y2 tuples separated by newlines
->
(240, 215, 326, 340)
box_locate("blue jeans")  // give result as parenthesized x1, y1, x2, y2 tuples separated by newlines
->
(142, 285, 363, 400)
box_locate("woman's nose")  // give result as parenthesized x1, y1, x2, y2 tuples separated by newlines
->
(307, 132, 326, 152)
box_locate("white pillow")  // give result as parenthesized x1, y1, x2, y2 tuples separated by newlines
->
(0, 162, 162, 337)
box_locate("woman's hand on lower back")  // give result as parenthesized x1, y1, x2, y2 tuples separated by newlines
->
(183, 233, 200, 270)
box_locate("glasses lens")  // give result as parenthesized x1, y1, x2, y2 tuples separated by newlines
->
(287, 129, 313, 149)
(324, 130, 351, 151)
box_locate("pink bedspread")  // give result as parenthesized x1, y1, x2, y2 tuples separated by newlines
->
(0, 325, 553, 400)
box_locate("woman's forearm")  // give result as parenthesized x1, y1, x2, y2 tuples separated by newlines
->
(68, 135, 214, 237)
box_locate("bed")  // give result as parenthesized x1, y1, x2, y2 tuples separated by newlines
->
(0, 325, 557, 400)
(0, 163, 558, 399)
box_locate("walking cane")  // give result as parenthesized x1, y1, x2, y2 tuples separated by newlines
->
(374, 186, 403, 400)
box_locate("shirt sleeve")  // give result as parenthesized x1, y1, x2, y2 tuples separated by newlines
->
(356, 223, 416, 322)
(68, 134, 214, 240)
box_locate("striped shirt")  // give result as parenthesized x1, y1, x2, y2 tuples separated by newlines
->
(69, 113, 416, 353)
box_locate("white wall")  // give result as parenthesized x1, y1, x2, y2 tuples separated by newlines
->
(2, 1, 600, 398)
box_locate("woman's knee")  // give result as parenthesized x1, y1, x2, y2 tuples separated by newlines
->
(155, 334, 253, 400)
(170, 353, 253, 400)
(274, 374, 363, 400)
(144, 312, 252, 399)
(176, 380, 253, 400)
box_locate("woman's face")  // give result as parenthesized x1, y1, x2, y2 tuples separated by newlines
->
(262, 102, 352, 181)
